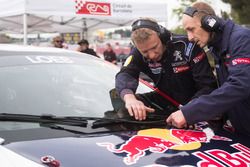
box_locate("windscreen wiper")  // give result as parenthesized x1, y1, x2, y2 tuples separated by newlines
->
(92, 114, 168, 128)
(0, 113, 88, 127)
(0, 113, 170, 130)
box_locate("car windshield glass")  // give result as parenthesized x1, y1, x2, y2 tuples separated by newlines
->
(0, 54, 151, 131)
(0, 55, 123, 117)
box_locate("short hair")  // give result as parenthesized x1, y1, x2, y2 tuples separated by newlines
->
(78, 39, 89, 45)
(131, 18, 158, 44)
(191, 2, 216, 20)
(53, 36, 63, 43)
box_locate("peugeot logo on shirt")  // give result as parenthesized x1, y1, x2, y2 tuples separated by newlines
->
(173, 50, 183, 61)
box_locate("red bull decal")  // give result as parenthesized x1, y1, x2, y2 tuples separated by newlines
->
(171, 129, 231, 144)
(171, 129, 208, 143)
(97, 127, 232, 165)
(193, 143, 250, 167)
(97, 135, 176, 165)
(75, 0, 111, 16)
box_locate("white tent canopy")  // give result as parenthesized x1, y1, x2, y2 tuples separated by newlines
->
(0, 0, 168, 44)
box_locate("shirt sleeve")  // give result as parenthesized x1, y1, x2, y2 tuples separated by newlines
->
(115, 48, 142, 99)
(182, 32, 250, 125)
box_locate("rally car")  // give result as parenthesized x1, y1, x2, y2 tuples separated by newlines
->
(0, 44, 249, 167)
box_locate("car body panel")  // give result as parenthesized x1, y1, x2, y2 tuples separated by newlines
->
(3, 124, 250, 167)
(0, 144, 43, 167)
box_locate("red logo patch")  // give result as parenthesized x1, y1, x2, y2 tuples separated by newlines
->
(232, 58, 250, 65)
(173, 66, 190, 73)
(193, 52, 205, 64)
(75, 0, 111, 16)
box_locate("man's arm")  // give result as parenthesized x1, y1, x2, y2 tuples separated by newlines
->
(115, 49, 154, 120)
(168, 33, 250, 128)
(115, 71, 139, 99)
(166, 109, 187, 128)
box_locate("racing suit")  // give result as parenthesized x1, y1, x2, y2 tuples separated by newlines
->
(181, 19, 250, 136)
(115, 35, 217, 115)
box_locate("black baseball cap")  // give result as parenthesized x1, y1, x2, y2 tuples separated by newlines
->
(78, 39, 89, 45)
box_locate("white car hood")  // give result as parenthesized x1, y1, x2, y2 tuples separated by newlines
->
(0, 137, 43, 167)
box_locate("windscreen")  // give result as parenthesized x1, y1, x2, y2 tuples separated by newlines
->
(0, 55, 119, 117)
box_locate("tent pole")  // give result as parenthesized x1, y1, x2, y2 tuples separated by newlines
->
(82, 18, 88, 39)
(23, 13, 28, 45)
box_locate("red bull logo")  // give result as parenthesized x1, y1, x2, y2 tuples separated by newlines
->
(170, 129, 232, 144)
(193, 143, 250, 167)
(97, 126, 232, 165)
(97, 135, 175, 165)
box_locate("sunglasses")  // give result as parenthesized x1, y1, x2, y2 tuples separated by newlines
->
(55, 40, 63, 43)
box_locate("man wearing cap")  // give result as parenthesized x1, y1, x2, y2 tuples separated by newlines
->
(115, 18, 217, 121)
(77, 39, 99, 58)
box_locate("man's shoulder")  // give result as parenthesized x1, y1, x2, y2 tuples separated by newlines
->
(231, 25, 250, 41)
(130, 47, 143, 58)
(123, 47, 146, 67)
(86, 48, 96, 54)
(88, 48, 95, 51)
(222, 22, 250, 54)
(170, 34, 197, 50)
(171, 34, 189, 44)
(170, 34, 201, 58)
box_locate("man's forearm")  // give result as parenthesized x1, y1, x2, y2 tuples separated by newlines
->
(120, 89, 134, 100)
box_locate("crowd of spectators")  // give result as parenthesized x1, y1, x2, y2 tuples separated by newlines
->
(51, 35, 131, 67)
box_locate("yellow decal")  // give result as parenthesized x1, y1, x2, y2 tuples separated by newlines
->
(123, 55, 133, 67)
(138, 128, 201, 150)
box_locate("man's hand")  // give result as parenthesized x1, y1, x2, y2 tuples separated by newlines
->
(166, 110, 187, 128)
(124, 94, 155, 120)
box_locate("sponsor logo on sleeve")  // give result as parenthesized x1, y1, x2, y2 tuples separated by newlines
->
(173, 65, 190, 73)
(232, 58, 250, 65)
(193, 52, 205, 64)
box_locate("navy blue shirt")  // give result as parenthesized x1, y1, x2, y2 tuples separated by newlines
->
(182, 19, 250, 136)
(116, 35, 217, 105)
